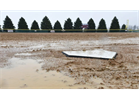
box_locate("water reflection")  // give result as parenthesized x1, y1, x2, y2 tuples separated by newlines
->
(0, 57, 76, 89)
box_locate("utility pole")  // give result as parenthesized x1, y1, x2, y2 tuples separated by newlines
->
(138, 11, 139, 31)
(126, 20, 129, 31)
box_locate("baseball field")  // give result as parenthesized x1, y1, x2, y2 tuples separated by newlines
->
(0, 32, 139, 89)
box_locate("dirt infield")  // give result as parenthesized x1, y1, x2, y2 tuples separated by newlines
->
(1, 32, 139, 41)
(1, 32, 139, 89)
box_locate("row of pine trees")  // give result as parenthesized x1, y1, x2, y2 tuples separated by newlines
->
(0, 16, 126, 32)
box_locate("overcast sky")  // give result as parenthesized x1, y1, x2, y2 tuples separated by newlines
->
(0, 10, 138, 29)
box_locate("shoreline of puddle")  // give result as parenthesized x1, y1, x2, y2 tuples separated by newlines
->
(0, 56, 99, 89)
(0, 57, 74, 89)
(0, 54, 105, 90)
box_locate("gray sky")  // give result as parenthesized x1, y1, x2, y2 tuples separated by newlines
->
(0, 10, 138, 29)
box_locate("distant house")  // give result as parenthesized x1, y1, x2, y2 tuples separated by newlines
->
(81, 24, 88, 29)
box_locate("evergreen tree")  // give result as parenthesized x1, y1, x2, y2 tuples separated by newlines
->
(18, 17, 29, 32)
(87, 18, 96, 32)
(74, 17, 83, 32)
(97, 18, 107, 32)
(31, 20, 40, 32)
(0, 25, 1, 32)
(64, 18, 73, 32)
(110, 16, 120, 32)
(54, 20, 62, 32)
(120, 24, 126, 32)
(41, 16, 52, 32)
(3, 16, 15, 32)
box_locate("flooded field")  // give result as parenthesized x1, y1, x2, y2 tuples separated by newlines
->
(1, 33, 139, 89)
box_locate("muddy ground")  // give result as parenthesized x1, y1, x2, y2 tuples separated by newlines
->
(1, 32, 139, 89)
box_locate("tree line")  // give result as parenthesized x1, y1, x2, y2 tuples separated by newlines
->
(0, 16, 126, 32)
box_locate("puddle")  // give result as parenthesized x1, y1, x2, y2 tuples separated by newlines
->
(0, 57, 97, 89)
(0, 57, 74, 89)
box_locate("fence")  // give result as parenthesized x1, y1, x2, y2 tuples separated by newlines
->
(0, 29, 139, 33)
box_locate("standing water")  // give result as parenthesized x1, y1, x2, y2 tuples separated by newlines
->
(0, 57, 78, 89)
(0, 57, 102, 89)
